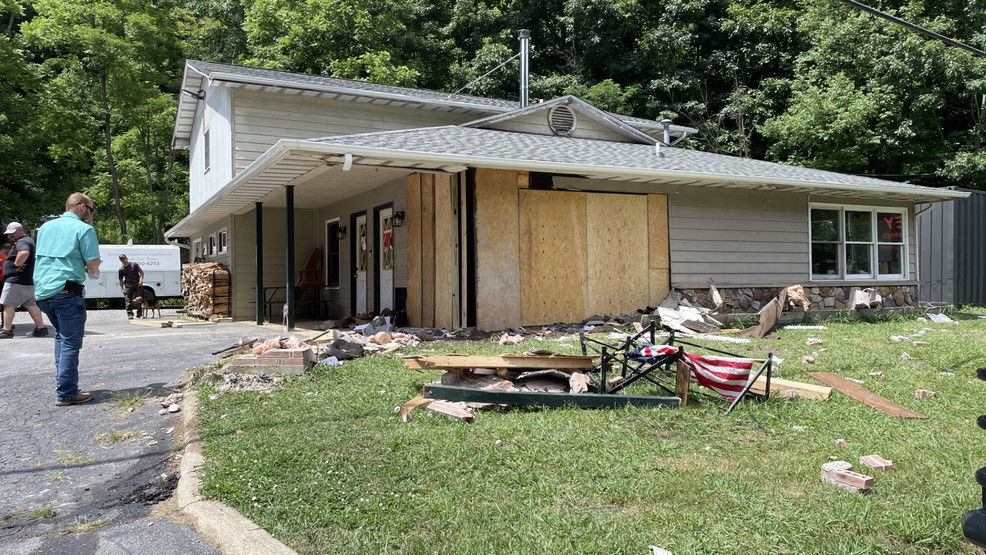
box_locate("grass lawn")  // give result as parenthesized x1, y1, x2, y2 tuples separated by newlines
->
(197, 309, 986, 554)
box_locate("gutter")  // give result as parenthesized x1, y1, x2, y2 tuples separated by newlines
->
(287, 140, 973, 201)
(207, 72, 516, 114)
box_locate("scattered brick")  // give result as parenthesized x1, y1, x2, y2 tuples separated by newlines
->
(915, 389, 937, 399)
(859, 454, 893, 471)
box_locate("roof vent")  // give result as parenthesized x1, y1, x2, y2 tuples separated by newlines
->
(548, 105, 576, 136)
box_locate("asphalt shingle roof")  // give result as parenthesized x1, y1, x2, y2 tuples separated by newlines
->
(308, 126, 948, 196)
(187, 60, 519, 110)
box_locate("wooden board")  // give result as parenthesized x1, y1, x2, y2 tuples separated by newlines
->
(405, 354, 597, 370)
(474, 169, 521, 330)
(748, 376, 831, 400)
(420, 173, 435, 327)
(433, 173, 455, 329)
(806, 372, 925, 418)
(519, 189, 587, 325)
(586, 193, 649, 316)
(648, 194, 671, 305)
(405, 174, 422, 327)
(424, 383, 680, 409)
(398, 394, 433, 422)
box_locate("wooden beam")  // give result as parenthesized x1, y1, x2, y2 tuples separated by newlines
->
(406, 174, 422, 326)
(405, 354, 597, 370)
(675, 360, 690, 406)
(806, 372, 925, 418)
(748, 376, 831, 400)
(423, 383, 680, 409)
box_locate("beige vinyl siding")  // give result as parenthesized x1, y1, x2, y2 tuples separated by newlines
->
(486, 111, 635, 142)
(230, 208, 318, 320)
(231, 88, 474, 173)
(315, 179, 408, 319)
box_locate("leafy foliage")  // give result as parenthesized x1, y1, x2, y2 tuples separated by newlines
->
(0, 0, 984, 240)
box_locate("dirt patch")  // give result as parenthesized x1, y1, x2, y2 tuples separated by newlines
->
(122, 471, 179, 505)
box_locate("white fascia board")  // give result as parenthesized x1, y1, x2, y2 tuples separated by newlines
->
(206, 72, 515, 114)
(171, 63, 207, 149)
(286, 140, 972, 202)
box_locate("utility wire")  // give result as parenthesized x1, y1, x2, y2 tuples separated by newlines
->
(835, 0, 986, 58)
(449, 52, 521, 96)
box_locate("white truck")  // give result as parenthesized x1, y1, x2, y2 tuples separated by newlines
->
(83, 244, 183, 300)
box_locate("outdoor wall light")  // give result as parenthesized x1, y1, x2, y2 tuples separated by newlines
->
(393, 211, 405, 227)
(336, 226, 347, 240)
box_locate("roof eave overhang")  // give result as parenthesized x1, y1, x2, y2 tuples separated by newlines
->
(171, 63, 206, 149)
(205, 72, 515, 115)
(166, 140, 970, 239)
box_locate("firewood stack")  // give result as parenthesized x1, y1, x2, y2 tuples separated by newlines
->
(181, 262, 231, 318)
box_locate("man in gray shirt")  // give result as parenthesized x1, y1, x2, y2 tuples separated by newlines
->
(1, 222, 48, 338)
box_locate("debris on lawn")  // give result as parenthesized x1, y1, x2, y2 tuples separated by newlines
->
(927, 313, 955, 324)
(914, 389, 937, 399)
(783, 325, 827, 330)
(213, 372, 280, 393)
(912, 341, 929, 347)
(499, 333, 524, 345)
(426, 400, 474, 422)
(849, 288, 882, 310)
(805, 337, 824, 346)
(859, 454, 893, 471)
(869, 372, 884, 378)
(806, 372, 926, 419)
(901, 352, 912, 360)
(820, 461, 874, 493)
(167, 404, 180, 413)
(159, 393, 183, 407)
(802, 352, 818, 364)
(890, 335, 909, 342)
(833, 438, 848, 447)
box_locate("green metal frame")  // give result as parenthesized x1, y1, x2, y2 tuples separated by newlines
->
(423, 383, 680, 409)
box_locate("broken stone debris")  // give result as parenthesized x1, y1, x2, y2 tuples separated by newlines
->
(821, 461, 874, 493)
(850, 288, 882, 310)
(914, 389, 936, 399)
(859, 454, 893, 471)
(499, 333, 524, 345)
(805, 337, 824, 346)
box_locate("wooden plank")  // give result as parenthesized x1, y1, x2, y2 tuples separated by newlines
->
(519, 189, 587, 325)
(747, 377, 831, 400)
(398, 394, 433, 422)
(406, 174, 422, 327)
(423, 383, 680, 409)
(585, 193, 649, 316)
(420, 173, 435, 327)
(806, 372, 925, 418)
(404, 354, 597, 370)
(433, 173, 455, 329)
(474, 169, 521, 330)
(675, 360, 690, 407)
(649, 268, 670, 307)
(648, 194, 670, 269)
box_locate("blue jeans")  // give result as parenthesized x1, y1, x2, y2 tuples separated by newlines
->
(37, 293, 87, 400)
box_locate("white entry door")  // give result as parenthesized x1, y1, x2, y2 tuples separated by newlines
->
(378, 207, 394, 311)
(354, 213, 368, 314)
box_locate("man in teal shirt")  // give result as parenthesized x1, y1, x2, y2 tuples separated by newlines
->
(35, 192, 102, 406)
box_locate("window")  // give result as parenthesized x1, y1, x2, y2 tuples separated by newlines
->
(809, 204, 907, 280)
(218, 229, 228, 254)
(325, 220, 340, 288)
(203, 128, 211, 172)
(207, 234, 216, 256)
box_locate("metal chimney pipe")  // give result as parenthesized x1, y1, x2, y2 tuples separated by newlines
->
(661, 119, 673, 146)
(519, 29, 531, 107)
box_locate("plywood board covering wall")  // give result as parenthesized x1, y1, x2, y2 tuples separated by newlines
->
(648, 194, 671, 303)
(433, 174, 456, 329)
(405, 174, 422, 326)
(474, 169, 523, 330)
(586, 193, 650, 315)
(420, 174, 436, 327)
(519, 190, 588, 324)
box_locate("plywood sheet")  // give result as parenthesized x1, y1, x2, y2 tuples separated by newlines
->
(433, 173, 455, 329)
(474, 169, 521, 330)
(648, 194, 670, 269)
(420, 173, 435, 327)
(649, 268, 671, 306)
(405, 174, 422, 326)
(806, 372, 926, 419)
(586, 193, 649, 315)
(519, 189, 587, 325)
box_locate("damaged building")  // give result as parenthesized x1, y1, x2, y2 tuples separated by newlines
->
(165, 60, 968, 330)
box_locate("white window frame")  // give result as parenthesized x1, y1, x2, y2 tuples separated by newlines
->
(324, 218, 341, 289)
(217, 228, 228, 254)
(203, 128, 211, 173)
(808, 203, 908, 281)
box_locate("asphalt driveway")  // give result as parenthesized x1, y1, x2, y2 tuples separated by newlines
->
(0, 309, 269, 553)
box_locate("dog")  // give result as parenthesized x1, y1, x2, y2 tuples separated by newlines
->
(132, 296, 161, 319)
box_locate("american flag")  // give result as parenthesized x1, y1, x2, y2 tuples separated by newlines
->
(630, 345, 755, 399)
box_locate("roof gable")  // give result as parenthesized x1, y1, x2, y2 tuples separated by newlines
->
(462, 96, 656, 145)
